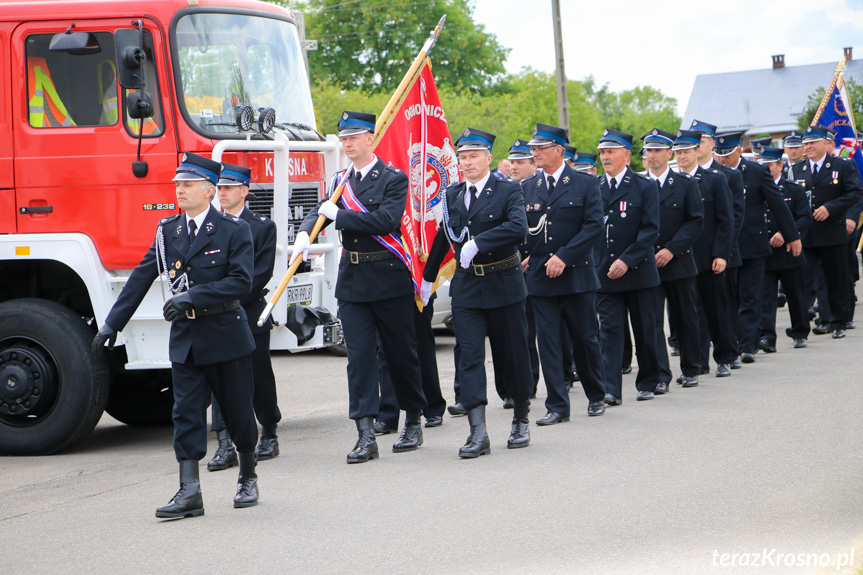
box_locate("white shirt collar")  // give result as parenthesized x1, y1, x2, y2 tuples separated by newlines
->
(605, 168, 626, 188)
(545, 162, 566, 188)
(701, 157, 714, 170)
(685, 164, 699, 177)
(810, 154, 826, 172)
(353, 155, 378, 180)
(185, 205, 211, 235)
(650, 166, 670, 187)
(464, 171, 492, 209)
(774, 176, 781, 185)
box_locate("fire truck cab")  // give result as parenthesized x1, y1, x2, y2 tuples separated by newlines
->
(0, 0, 344, 455)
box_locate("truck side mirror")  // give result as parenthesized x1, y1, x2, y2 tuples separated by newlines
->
(126, 91, 153, 119)
(114, 27, 146, 89)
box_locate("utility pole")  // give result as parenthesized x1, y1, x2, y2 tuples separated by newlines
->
(551, 0, 570, 135)
(296, 12, 317, 84)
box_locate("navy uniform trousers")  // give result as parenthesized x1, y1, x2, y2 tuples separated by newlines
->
(532, 293, 605, 415)
(210, 331, 280, 432)
(211, 208, 281, 433)
(377, 299, 446, 428)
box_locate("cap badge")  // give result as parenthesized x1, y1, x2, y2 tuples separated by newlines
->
(719, 137, 725, 144)
(603, 129, 609, 136)
(463, 128, 471, 137)
(676, 130, 682, 137)
(182, 153, 188, 162)
(342, 112, 349, 120)
(651, 129, 658, 136)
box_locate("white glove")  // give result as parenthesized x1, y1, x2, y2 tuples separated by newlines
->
(420, 280, 433, 306)
(459, 239, 479, 269)
(319, 201, 339, 222)
(289, 231, 310, 266)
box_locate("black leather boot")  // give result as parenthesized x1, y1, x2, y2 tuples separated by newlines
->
(459, 406, 490, 458)
(256, 425, 280, 461)
(392, 412, 423, 453)
(507, 400, 530, 449)
(234, 452, 259, 508)
(207, 429, 238, 472)
(155, 460, 204, 519)
(347, 417, 379, 464)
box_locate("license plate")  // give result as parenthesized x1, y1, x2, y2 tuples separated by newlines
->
(285, 284, 313, 305)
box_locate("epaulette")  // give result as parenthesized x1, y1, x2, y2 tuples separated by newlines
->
(677, 171, 692, 179)
(636, 172, 652, 181)
(385, 165, 402, 174)
(159, 213, 182, 225)
(247, 209, 270, 224)
(220, 212, 243, 224)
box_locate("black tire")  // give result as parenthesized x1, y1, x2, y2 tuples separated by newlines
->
(106, 368, 173, 426)
(0, 299, 109, 455)
(327, 343, 348, 357)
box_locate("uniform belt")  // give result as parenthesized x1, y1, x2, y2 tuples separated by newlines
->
(465, 252, 521, 277)
(341, 249, 396, 264)
(185, 299, 241, 319)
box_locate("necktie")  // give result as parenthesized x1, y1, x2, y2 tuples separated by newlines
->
(547, 175, 556, 194)
(812, 163, 819, 178)
(188, 220, 197, 246)
(355, 170, 362, 183)
(609, 178, 617, 192)
(467, 185, 477, 211)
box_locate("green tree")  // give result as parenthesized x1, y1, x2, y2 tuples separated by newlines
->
(280, 0, 509, 94)
(798, 77, 863, 130)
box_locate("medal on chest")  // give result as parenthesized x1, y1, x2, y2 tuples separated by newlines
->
(833, 171, 839, 184)
(619, 201, 627, 218)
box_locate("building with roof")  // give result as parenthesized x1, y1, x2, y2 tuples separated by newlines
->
(681, 47, 862, 144)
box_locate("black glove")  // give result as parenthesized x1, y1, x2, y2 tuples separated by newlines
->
(91, 324, 117, 357)
(163, 292, 194, 322)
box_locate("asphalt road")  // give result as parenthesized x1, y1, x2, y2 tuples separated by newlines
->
(2, 304, 863, 575)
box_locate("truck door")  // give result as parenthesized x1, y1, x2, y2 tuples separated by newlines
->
(0, 23, 14, 233)
(11, 18, 179, 269)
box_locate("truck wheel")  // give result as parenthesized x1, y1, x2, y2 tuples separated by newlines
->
(0, 299, 109, 455)
(327, 343, 347, 357)
(106, 369, 173, 426)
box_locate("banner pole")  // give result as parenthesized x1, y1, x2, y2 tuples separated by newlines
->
(258, 15, 448, 327)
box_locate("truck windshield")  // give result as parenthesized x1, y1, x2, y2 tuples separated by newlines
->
(174, 12, 317, 138)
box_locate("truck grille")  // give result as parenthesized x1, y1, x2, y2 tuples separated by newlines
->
(246, 183, 322, 243)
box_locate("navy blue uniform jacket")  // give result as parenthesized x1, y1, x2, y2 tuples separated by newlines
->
(735, 157, 800, 259)
(793, 155, 863, 248)
(596, 167, 660, 293)
(301, 159, 414, 303)
(105, 205, 256, 365)
(712, 161, 746, 267)
(655, 170, 703, 282)
(765, 178, 812, 271)
(239, 208, 277, 334)
(521, 164, 602, 295)
(423, 176, 529, 309)
(691, 165, 734, 273)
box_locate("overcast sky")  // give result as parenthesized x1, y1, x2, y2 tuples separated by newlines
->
(471, 0, 863, 115)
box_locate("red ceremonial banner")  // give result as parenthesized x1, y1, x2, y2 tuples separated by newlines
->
(375, 58, 460, 299)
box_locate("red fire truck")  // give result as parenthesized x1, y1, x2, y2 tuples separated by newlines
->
(0, 0, 345, 455)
